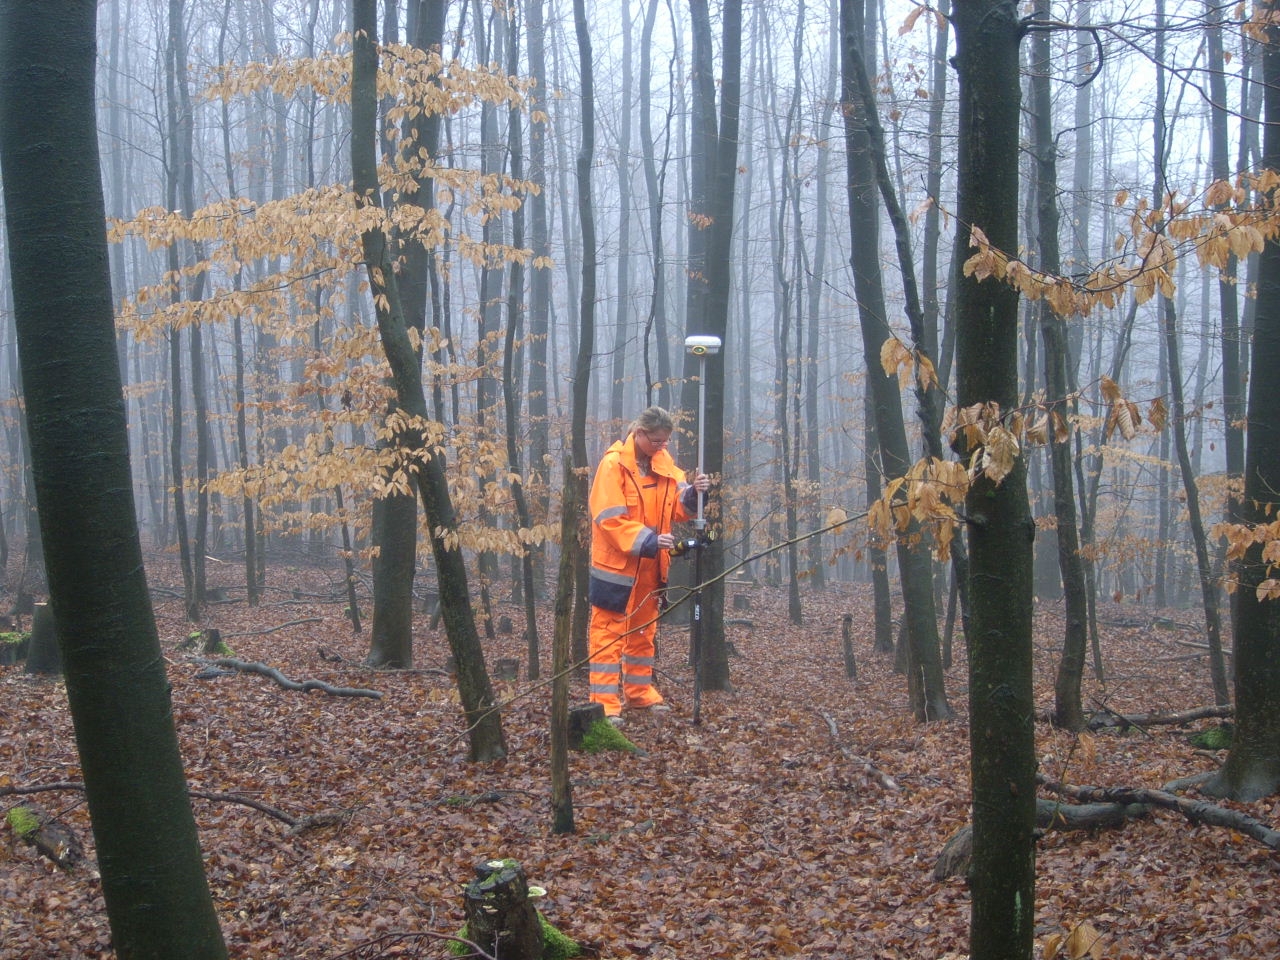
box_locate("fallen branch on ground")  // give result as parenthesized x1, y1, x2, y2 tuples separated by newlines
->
(196, 657, 382, 699)
(818, 711, 900, 791)
(221, 617, 324, 639)
(1087, 701, 1232, 731)
(934, 771, 1279, 881)
(1, 781, 355, 835)
(1037, 775, 1280, 850)
(933, 796, 1152, 880)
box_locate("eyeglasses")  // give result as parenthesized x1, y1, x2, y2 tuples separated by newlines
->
(639, 430, 671, 448)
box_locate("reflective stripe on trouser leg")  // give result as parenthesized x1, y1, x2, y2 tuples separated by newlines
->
(587, 605, 626, 716)
(622, 577, 664, 708)
(621, 653, 655, 687)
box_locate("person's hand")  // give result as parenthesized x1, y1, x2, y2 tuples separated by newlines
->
(656, 533, 676, 551)
(690, 470, 712, 493)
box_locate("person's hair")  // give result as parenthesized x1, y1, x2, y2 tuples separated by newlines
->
(629, 406, 674, 437)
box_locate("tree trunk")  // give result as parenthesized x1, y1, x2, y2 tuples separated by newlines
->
(1206, 9, 1280, 802)
(865, 393, 894, 654)
(803, 0, 835, 592)
(525, 0, 551, 596)
(551, 460, 576, 835)
(639, 0, 674, 410)
(951, 4, 1036, 959)
(840, 0, 951, 721)
(23, 602, 61, 676)
(0, 4, 228, 953)
(501, 9, 540, 681)
(352, 0, 505, 761)
(570, 0, 597, 669)
(1029, 0, 1088, 731)
(368, 488, 416, 667)
(1153, 0, 1229, 706)
(682, 0, 741, 692)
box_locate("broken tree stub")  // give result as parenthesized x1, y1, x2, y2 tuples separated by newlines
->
(463, 858, 543, 960)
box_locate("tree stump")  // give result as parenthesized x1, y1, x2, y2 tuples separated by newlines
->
(568, 702, 604, 749)
(24, 602, 61, 676)
(463, 858, 543, 960)
(201, 628, 227, 656)
(0, 631, 29, 665)
(841, 613, 857, 680)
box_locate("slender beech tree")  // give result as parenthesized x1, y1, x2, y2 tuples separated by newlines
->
(1207, 0, 1247, 513)
(640, 0, 674, 408)
(526, 0, 552, 592)
(841, 0, 951, 721)
(352, 0, 505, 761)
(804, 0, 839, 591)
(164, 1, 197, 620)
(0, 2, 228, 954)
(1153, 0, 1229, 705)
(1028, 1, 1088, 731)
(550, 461, 576, 835)
(170, 0, 211, 615)
(951, 3, 1036, 958)
(570, 0, 597, 661)
(609, 0, 636, 426)
(500, 6, 541, 680)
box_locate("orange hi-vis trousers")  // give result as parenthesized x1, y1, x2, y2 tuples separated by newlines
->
(588, 562, 665, 716)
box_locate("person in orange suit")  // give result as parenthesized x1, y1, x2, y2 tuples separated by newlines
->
(587, 407, 712, 723)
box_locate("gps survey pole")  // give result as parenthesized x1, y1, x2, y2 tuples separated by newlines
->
(684, 334, 720, 725)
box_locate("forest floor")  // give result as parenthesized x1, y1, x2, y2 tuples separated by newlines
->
(2, 556, 1278, 959)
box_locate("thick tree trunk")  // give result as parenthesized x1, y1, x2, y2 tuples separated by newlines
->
(368, 490, 416, 667)
(681, 0, 741, 692)
(23, 602, 61, 676)
(951, 4, 1036, 959)
(0, 3, 228, 954)
(1206, 11, 1280, 802)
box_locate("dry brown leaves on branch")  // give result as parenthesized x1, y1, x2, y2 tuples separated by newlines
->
(2, 561, 1279, 959)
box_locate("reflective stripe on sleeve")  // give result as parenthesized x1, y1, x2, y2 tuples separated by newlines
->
(594, 504, 628, 523)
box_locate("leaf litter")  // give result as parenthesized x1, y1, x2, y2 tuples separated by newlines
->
(1, 566, 1277, 959)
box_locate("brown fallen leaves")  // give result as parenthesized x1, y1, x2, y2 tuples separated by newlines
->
(2, 562, 1278, 959)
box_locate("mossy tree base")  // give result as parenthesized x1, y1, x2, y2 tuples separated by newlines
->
(462, 858, 543, 960)
(454, 859, 580, 960)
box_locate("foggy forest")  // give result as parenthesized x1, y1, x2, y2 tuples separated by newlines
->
(2, 0, 1280, 958)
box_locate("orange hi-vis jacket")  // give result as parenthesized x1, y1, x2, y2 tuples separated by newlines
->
(588, 433, 699, 714)
(588, 434, 697, 613)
